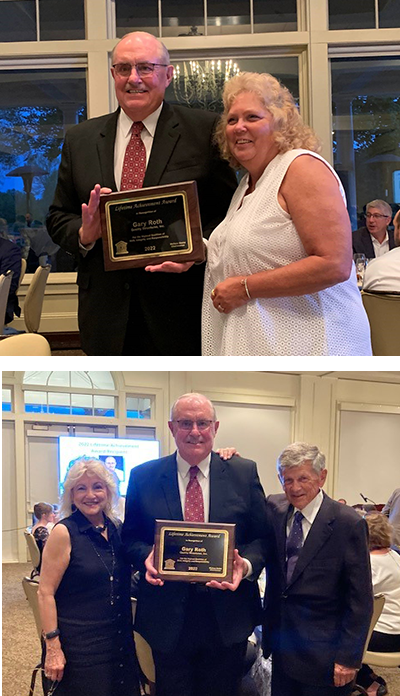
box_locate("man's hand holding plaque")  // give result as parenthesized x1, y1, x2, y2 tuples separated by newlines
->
(205, 549, 249, 591)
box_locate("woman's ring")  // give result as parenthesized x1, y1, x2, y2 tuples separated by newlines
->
(217, 304, 225, 313)
(211, 288, 216, 298)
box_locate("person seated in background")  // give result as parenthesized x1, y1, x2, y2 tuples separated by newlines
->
(363, 211, 400, 293)
(357, 513, 400, 696)
(338, 497, 347, 504)
(353, 200, 395, 260)
(31, 502, 56, 573)
(383, 487, 400, 548)
(0, 236, 22, 325)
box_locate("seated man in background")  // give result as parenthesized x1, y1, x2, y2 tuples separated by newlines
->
(31, 502, 56, 573)
(0, 236, 21, 324)
(363, 210, 400, 292)
(263, 442, 373, 696)
(353, 200, 395, 259)
(383, 486, 400, 547)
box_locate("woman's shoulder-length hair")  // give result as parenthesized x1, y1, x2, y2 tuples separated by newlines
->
(59, 457, 120, 523)
(215, 71, 321, 169)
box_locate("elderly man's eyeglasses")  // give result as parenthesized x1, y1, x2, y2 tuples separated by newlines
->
(365, 213, 390, 219)
(173, 419, 214, 431)
(112, 62, 168, 78)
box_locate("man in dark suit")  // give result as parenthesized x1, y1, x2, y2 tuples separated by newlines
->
(352, 199, 395, 259)
(47, 31, 236, 356)
(263, 442, 373, 696)
(122, 392, 268, 696)
(0, 237, 21, 324)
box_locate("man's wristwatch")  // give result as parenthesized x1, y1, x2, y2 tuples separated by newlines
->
(44, 628, 60, 640)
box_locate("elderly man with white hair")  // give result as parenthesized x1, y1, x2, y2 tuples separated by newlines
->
(263, 442, 373, 696)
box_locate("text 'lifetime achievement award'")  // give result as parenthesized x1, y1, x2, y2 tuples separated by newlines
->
(154, 520, 235, 583)
(100, 181, 205, 270)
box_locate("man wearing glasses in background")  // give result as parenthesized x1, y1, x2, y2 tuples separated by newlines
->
(122, 392, 268, 696)
(352, 199, 395, 259)
(47, 32, 236, 356)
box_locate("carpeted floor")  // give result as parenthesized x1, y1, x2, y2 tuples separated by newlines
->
(3, 563, 400, 696)
(3, 563, 42, 696)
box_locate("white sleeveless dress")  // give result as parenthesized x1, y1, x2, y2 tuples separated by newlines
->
(202, 149, 372, 356)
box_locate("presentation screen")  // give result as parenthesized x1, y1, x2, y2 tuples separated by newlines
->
(59, 436, 160, 496)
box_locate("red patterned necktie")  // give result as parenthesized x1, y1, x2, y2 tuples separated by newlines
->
(120, 121, 146, 190)
(184, 466, 204, 522)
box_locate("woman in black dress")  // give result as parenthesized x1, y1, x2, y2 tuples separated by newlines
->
(38, 457, 140, 696)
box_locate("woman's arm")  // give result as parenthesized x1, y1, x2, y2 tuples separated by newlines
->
(38, 524, 71, 682)
(211, 155, 353, 313)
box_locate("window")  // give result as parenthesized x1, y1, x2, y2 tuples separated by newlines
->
(24, 391, 116, 416)
(126, 396, 153, 419)
(115, 0, 298, 37)
(0, 0, 85, 42)
(329, 0, 400, 29)
(22, 372, 117, 417)
(23, 372, 115, 389)
(167, 55, 299, 112)
(2, 388, 12, 412)
(332, 56, 400, 230)
(0, 66, 86, 274)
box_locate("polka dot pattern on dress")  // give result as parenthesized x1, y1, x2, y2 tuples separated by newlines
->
(120, 121, 146, 191)
(184, 466, 204, 522)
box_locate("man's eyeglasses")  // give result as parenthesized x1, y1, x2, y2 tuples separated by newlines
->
(112, 62, 168, 78)
(365, 213, 390, 220)
(173, 419, 214, 431)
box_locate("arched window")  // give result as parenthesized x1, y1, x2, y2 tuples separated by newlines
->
(22, 371, 116, 416)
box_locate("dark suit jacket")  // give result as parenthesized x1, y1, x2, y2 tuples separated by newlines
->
(47, 103, 237, 355)
(122, 452, 268, 652)
(352, 226, 395, 258)
(0, 238, 21, 324)
(262, 493, 373, 686)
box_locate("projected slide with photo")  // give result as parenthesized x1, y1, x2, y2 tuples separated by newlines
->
(59, 436, 160, 496)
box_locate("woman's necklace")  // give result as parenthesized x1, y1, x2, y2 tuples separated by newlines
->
(87, 529, 116, 606)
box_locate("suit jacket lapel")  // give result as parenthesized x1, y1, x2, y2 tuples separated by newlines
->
(97, 109, 119, 191)
(361, 228, 375, 258)
(273, 498, 292, 582)
(209, 452, 229, 522)
(287, 493, 335, 587)
(159, 453, 184, 521)
(143, 102, 181, 187)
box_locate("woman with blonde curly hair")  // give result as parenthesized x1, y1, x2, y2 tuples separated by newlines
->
(202, 71, 372, 355)
(38, 457, 139, 696)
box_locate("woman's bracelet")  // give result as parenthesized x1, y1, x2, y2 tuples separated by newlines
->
(241, 277, 252, 300)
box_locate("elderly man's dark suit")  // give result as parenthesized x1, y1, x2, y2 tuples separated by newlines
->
(263, 492, 373, 695)
(47, 103, 237, 356)
(352, 226, 395, 259)
(122, 452, 267, 653)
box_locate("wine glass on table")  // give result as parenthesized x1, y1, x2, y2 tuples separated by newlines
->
(353, 253, 367, 289)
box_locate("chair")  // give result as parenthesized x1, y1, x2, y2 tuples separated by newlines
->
(24, 529, 41, 578)
(0, 333, 51, 355)
(22, 576, 42, 640)
(23, 264, 50, 333)
(134, 631, 156, 696)
(353, 594, 385, 696)
(361, 291, 400, 355)
(17, 257, 27, 291)
(0, 270, 13, 334)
